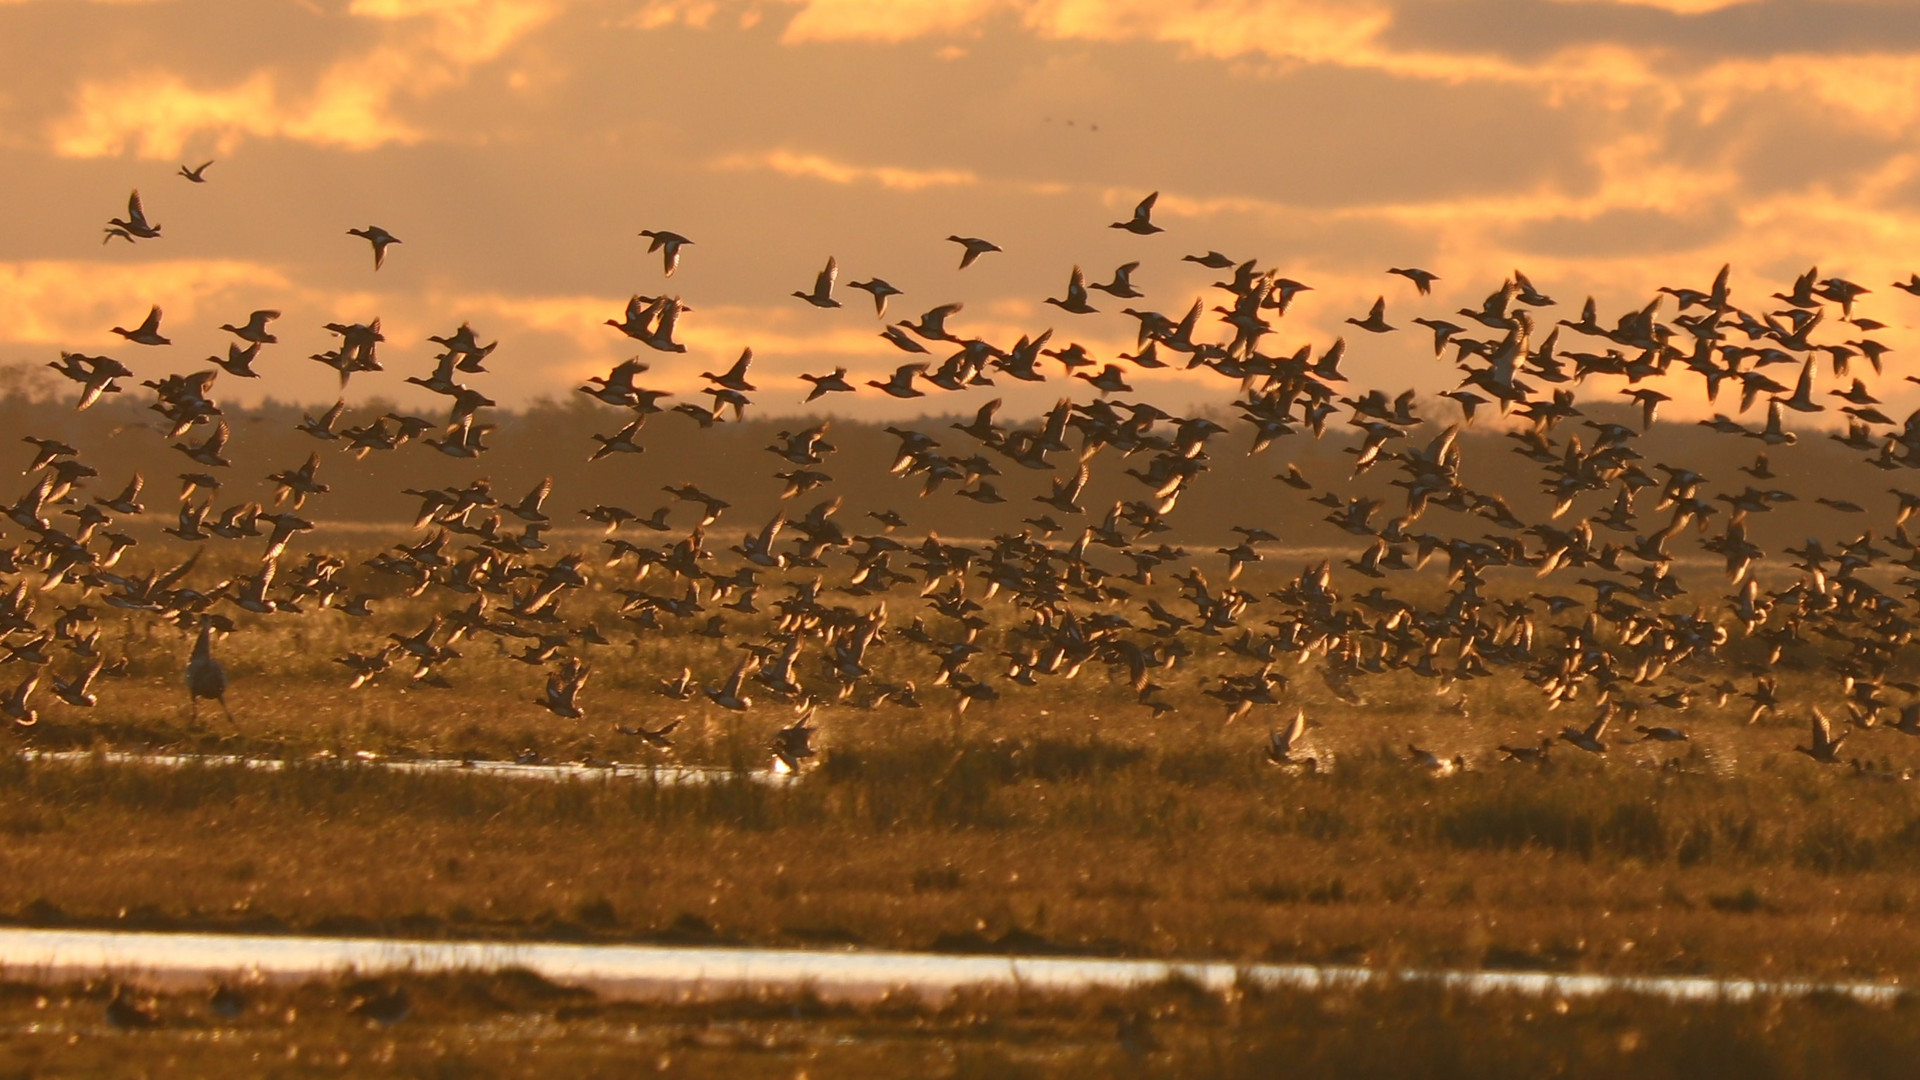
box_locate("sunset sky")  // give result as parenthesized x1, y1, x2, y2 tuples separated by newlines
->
(4, 0, 1920, 418)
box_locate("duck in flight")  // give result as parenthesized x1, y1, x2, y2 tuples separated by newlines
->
(103, 190, 161, 243)
(1109, 191, 1163, 235)
(638, 229, 692, 277)
(178, 161, 213, 183)
(348, 225, 401, 270)
(947, 235, 1001, 270)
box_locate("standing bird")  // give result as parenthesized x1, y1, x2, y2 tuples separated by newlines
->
(347, 225, 401, 270)
(946, 235, 1001, 270)
(186, 621, 231, 722)
(1108, 191, 1163, 235)
(638, 229, 693, 277)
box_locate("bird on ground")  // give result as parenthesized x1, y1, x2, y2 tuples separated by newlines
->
(186, 621, 231, 722)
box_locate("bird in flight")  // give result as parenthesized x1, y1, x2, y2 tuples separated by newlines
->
(1109, 191, 1163, 235)
(178, 161, 213, 183)
(946, 235, 1001, 270)
(103, 190, 161, 244)
(793, 257, 841, 309)
(348, 225, 401, 270)
(638, 229, 693, 277)
(847, 277, 902, 318)
(111, 306, 171, 347)
(1388, 267, 1439, 295)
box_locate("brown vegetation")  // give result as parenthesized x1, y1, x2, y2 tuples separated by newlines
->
(2, 969, 1916, 1079)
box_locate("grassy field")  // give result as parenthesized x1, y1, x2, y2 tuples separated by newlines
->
(3, 969, 1917, 1079)
(5, 725, 1920, 982)
(3, 546, 1919, 986)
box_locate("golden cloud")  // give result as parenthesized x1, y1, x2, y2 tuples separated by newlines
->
(711, 149, 979, 190)
(48, 0, 561, 159)
(0, 260, 295, 346)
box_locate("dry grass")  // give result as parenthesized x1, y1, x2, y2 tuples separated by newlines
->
(2, 970, 1917, 1079)
(4, 737, 1920, 981)
(7, 543, 1920, 991)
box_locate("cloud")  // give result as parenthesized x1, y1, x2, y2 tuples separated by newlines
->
(0, 259, 295, 347)
(711, 149, 979, 191)
(45, 0, 561, 159)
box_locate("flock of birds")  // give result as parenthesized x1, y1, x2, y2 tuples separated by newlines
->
(24, 175, 1920, 778)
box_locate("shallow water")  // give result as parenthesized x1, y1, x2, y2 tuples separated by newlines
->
(0, 927, 1901, 1005)
(17, 749, 785, 786)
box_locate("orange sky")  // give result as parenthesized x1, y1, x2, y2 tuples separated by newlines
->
(4, 0, 1920, 419)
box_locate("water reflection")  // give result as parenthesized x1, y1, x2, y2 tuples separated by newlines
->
(0, 927, 1900, 1005)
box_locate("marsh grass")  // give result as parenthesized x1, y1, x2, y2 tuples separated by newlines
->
(2, 969, 1917, 1079)
(8, 542, 1920, 990)
(4, 732, 1920, 980)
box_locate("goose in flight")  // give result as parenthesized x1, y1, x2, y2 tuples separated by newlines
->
(879, 324, 931, 354)
(534, 657, 589, 719)
(1559, 710, 1609, 754)
(1089, 261, 1144, 298)
(1264, 709, 1309, 766)
(898, 302, 963, 342)
(946, 235, 1001, 269)
(793, 256, 840, 308)
(800, 367, 855, 401)
(1109, 191, 1163, 235)
(2, 673, 37, 727)
(1794, 708, 1846, 764)
(614, 718, 679, 748)
(771, 711, 817, 772)
(638, 229, 692, 276)
(1345, 297, 1394, 334)
(1044, 266, 1098, 315)
(220, 309, 279, 345)
(847, 277, 902, 318)
(868, 363, 927, 399)
(1388, 267, 1439, 295)
(705, 653, 755, 711)
(1183, 251, 1234, 269)
(111, 305, 170, 346)
(103, 190, 160, 243)
(51, 658, 103, 709)
(702, 348, 757, 392)
(347, 225, 401, 270)
(178, 161, 213, 183)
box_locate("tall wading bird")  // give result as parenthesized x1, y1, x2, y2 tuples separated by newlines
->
(186, 620, 231, 722)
